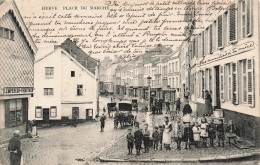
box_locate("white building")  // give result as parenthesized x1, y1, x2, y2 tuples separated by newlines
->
(30, 47, 98, 123)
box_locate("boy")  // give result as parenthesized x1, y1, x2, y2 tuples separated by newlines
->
(126, 128, 134, 155)
(208, 118, 216, 147)
(216, 119, 225, 147)
(134, 125, 143, 155)
(183, 122, 193, 149)
(152, 126, 159, 150)
(143, 123, 150, 153)
(158, 126, 163, 150)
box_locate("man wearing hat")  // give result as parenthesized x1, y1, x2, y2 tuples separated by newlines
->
(8, 130, 22, 165)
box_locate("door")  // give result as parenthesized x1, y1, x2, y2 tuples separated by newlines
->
(43, 108, 50, 123)
(215, 66, 221, 109)
(86, 109, 93, 120)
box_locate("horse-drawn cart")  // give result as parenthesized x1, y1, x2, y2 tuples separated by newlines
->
(113, 101, 135, 129)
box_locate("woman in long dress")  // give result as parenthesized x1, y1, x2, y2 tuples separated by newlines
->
(163, 117, 172, 150)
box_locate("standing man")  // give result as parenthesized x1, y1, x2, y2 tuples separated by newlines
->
(165, 101, 170, 114)
(134, 125, 143, 155)
(100, 114, 106, 132)
(8, 130, 22, 165)
(175, 98, 181, 114)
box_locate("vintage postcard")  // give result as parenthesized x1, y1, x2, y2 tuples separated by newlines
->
(0, 0, 259, 164)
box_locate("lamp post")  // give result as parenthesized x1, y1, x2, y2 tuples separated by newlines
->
(147, 76, 152, 111)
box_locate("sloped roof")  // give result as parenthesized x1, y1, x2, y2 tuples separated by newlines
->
(35, 47, 95, 78)
(0, 0, 37, 54)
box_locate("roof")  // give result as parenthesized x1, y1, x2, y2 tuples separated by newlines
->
(35, 47, 95, 78)
(0, 0, 37, 54)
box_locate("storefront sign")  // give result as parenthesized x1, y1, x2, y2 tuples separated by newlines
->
(3, 87, 33, 94)
(197, 41, 255, 66)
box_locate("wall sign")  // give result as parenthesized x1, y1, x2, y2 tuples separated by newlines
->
(3, 87, 33, 94)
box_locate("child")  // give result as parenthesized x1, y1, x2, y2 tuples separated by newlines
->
(208, 118, 216, 147)
(143, 123, 150, 153)
(127, 128, 134, 155)
(173, 118, 183, 150)
(152, 126, 159, 150)
(183, 122, 193, 149)
(200, 117, 209, 148)
(216, 119, 225, 147)
(192, 122, 201, 148)
(134, 126, 143, 155)
(158, 126, 163, 150)
(226, 120, 237, 146)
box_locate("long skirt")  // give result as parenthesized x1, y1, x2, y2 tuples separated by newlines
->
(32, 126, 37, 136)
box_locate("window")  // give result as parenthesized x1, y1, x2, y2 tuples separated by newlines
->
(223, 11, 228, 46)
(242, 60, 247, 103)
(201, 31, 205, 56)
(226, 64, 232, 100)
(77, 85, 83, 96)
(241, 0, 253, 37)
(169, 63, 171, 73)
(232, 63, 238, 104)
(71, 71, 75, 77)
(220, 66, 224, 101)
(35, 106, 42, 118)
(10, 30, 14, 40)
(217, 15, 223, 48)
(175, 62, 178, 72)
(176, 77, 178, 88)
(205, 28, 208, 55)
(173, 78, 175, 88)
(229, 3, 237, 43)
(44, 88, 54, 95)
(45, 67, 54, 77)
(50, 106, 57, 117)
(7, 99, 23, 127)
(202, 71, 205, 98)
(4, 28, 9, 38)
(172, 62, 174, 72)
(213, 21, 217, 51)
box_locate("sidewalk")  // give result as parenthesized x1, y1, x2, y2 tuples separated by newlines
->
(98, 112, 260, 163)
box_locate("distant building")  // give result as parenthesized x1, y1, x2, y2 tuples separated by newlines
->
(0, 0, 37, 140)
(30, 46, 99, 124)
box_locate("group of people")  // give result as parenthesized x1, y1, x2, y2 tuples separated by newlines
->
(126, 107, 237, 156)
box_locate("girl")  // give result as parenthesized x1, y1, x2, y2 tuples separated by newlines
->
(192, 122, 201, 148)
(200, 117, 209, 148)
(163, 117, 172, 150)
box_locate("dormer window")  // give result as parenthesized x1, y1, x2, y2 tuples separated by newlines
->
(0, 27, 14, 40)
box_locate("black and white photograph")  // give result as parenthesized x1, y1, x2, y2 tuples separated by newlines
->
(0, 0, 259, 164)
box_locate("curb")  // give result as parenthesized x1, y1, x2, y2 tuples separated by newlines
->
(98, 149, 260, 163)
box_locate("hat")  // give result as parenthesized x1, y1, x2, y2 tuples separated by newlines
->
(13, 130, 20, 136)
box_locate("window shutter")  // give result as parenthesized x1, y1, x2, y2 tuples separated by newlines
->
(232, 63, 239, 104)
(224, 65, 228, 101)
(247, 58, 254, 107)
(217, 15, 223, 48)
(229, 3, 237, 43)
(220, 66, 224, 101)
(201, 31, 205, 56)
(209, 25, 213, 53)
(246, 0, 253, 36)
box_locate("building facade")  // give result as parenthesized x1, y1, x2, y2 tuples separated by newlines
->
(187, 0, 260, 145)
(0, 0, 37, 140)
(30, 47, 98, 124)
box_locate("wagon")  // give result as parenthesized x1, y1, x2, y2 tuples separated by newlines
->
(117, 101, 135, 128)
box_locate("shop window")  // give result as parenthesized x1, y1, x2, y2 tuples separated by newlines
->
(44, 88, 54, 95)
(7, 99, 23, 127)
(50, 106, 57, 117)
(35, 106, 42, 118)
(77, 85, 83, 96)
(45, 67, 54, 78)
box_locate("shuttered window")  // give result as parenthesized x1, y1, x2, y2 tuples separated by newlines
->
(220, 66, 224, 101)
(247, 58, 254, 106)
(201, 31, 205, 56)
(195, 36, 198, 58)
(209, 25, 213, 54)
(242, 0, 246, 38)
(202, 70, 205, 98)
(229, 3, 237, 43)
(205, 28, 208, 55)
(232, 63, 239, 104)
(217, 15, 223, 48)
(246, 0, 252, 36)
(223, 12, 228, 46)
(213, 21, 217, 51)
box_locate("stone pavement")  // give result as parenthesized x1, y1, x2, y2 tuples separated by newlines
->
(98, 112, 260, 163)
(0, 117, 128, 165)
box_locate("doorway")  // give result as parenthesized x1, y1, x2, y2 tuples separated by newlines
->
(43, 108, 49, 123)
(214, 66, 221, 109)
(86, 109, 93, 120)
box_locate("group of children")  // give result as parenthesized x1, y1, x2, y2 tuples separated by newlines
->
(126, 116, 237, 155)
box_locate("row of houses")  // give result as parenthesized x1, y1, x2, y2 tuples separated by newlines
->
(100, 0, 260, 145)
(0, 0, 99, 141)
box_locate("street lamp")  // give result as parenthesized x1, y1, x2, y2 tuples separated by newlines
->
(147, 76, 152, 112)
